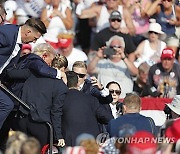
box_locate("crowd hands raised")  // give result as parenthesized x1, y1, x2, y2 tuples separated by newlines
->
(0, 0, 180, 153)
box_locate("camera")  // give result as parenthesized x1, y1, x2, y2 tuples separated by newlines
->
(103, 47, 116, 58)
(116, 102, 123, 116)
(164, 105, 172, 119)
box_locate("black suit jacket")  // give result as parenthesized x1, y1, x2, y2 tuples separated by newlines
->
(81, 79, 112, 104)
(7, 53, 58, 97)
(21, 72, 68, 140)
(62, 89, 113, 146)
(0, 24, 20, 68)
(0, 24, 22, 81)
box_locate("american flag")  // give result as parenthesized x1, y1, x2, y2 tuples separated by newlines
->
(139, 98, 172, 126)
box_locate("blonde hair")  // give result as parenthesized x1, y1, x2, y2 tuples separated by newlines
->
(5, 131, 28, 154)
(80, 140, 99, 154)
(33, 43, 55, 57)
(123, 93, 141, 110)
(72, 61, 87, 70)
(57, 31, 75, 39)
(51, 54, 68, 69)
(20, 137, 41, 154)
(138, 62, 150, 74)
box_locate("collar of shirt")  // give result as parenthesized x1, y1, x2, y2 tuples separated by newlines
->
(16, 27, 22, 44)
(110, 103, 118, 118)
(110, 103, 117, 110)
(79, 82, 85, 90)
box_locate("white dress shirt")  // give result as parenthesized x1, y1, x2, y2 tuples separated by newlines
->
(0, 27, 22, 74)
(110, 103, 118, 119)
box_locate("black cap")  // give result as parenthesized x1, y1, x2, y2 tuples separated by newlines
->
(109, 10, 122, 20)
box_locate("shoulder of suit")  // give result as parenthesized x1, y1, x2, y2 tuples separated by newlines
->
(0, 24, 19, 29)
(0, 24, 19, 33)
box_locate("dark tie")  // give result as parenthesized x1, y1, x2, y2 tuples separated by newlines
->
(19, 43, 22, 49)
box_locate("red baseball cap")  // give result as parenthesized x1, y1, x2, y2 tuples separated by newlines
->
(58, 38, 72, 48)
(128, 131, 157, 154)
(165, 118, 180, 142)
(22, 44, 32, 51)
(161, 48, 175, 59)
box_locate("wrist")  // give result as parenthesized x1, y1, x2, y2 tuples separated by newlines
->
(175, 21, 180, 26)
(121, 56, 127, 60)
(99, 86, 104, 91)
(46, 17, 51, 22)
(59, 14, 63, 19)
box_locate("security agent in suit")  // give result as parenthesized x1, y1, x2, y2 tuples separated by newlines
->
(20, 71, 68, 147)
(6, 43, 65, 98)
(72, 61, 112, 104)
(15, 69, 68, 147)
(62, 71, 113, 146)
(0, 18, 46, 129)
(0, 44, 66, 147)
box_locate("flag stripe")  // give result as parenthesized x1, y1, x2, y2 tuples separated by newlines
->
(140, 110, 167, 126)
(141, 98, 172, 110)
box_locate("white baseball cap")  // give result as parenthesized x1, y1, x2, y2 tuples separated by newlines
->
(167, 95, 180, 115)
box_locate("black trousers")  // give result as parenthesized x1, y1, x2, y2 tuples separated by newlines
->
(18, 116, 49, 147)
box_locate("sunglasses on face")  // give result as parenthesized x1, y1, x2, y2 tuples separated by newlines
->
(162, 0, 172, 2)
(149, 31, 159, 35)
(109, 90, 121, 95)
(110, 45, 122, 48)
(111, 19, 121, 22)
(107, 0, 118, 1)
(76, 73, 86, 78)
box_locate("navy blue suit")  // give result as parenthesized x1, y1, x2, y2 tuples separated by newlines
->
(81, 79, 113, 133)
(18, 72, 68, 146)
(7, 53, 58, 98)
(62, 89, 113, 146)
(0, 24, 21, 129)
(4, 53, 66, 146)
(0, 25, 20, 69)
(81, 79, 112, 104)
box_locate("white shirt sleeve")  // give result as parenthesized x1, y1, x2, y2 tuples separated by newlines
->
(100, 87, 110, 97)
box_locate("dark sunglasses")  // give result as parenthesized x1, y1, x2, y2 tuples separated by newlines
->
(149, 31, 159, 35)
(76, 73, 86, 78)
(109, 90, 121, 95)
(111, 19, 121, 22)
(162, 0, 172, 2)
(110, 45, 122, 48)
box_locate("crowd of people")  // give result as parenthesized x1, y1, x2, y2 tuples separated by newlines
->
(0, 0, 179, 153)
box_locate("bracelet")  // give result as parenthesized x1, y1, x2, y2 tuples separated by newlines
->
(121, 56, 126, 60)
